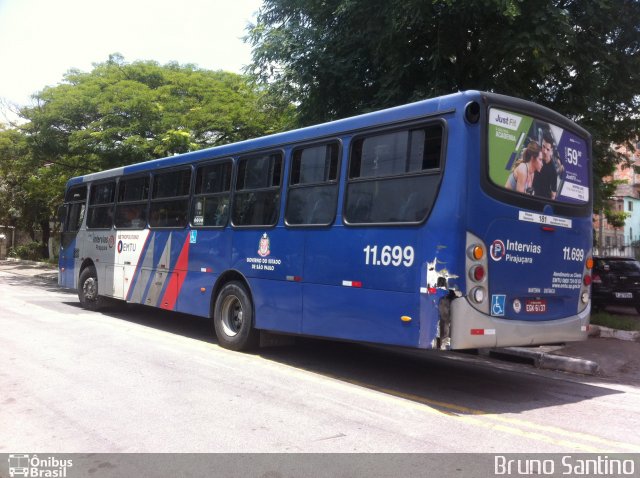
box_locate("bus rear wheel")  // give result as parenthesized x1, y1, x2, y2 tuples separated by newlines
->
(78, 266, 105, 310)
(214, 281, 259, 351)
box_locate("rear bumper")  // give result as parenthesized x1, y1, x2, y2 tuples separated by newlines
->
(450, 297, 589, 349)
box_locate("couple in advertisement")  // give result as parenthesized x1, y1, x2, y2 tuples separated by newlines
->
(504, 129, 564, 199)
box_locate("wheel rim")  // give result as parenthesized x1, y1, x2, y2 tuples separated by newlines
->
(83, 277, 98, 301)
(220, 294, 243, 337)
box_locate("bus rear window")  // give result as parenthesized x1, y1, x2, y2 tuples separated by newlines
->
(487, 108, 589, 204)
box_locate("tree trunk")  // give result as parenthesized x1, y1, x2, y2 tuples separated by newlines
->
(40, 220, 50, 259)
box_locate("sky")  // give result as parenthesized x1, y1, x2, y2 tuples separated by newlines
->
(0, 0, 263, 113)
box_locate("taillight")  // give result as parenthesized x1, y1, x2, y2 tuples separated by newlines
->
(578, 253, 594, 313)
(469, 245, 484, 261)
(471, 287, 485, 303)
(466, 233, 489, 313)
(471, 265, 485, 282)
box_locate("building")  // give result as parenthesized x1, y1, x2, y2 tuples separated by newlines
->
(594, 140, 640, 257)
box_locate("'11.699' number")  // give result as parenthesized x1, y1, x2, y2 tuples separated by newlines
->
(363, 245, 415, 267)
(562, 247, 584, 262)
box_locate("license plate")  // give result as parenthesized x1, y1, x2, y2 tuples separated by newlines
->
(525, 299, 547, 313)
(614, 292, 633, 299)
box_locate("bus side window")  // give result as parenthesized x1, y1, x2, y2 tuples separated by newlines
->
(192, 161, 232, 227)
(286, 142, 339, 226)
(115, 176, 149, 229)
(232, 152, 282, 227)
(149, 168, 191, 228)
(87, 181, 116, 229)
(63, 185, 87, 232)
(345, 124, 443, 224)
(67, 203, 86, 232)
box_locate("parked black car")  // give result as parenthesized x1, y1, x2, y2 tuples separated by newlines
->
(592, 256, 640, 313)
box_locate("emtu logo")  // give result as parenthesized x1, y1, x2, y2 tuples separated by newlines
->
(490, 239, 506, 261)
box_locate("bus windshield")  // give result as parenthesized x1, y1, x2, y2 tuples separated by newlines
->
(487, 107, 590, 204)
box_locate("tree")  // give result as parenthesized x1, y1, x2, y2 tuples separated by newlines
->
(0, 125, 61, 257)
(22, 54, 296, 174)
(0, 55, 296, 258)
(247, 0, 640, 210)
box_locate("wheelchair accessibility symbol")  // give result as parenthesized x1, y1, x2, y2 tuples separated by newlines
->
(491, 295, 506, 316)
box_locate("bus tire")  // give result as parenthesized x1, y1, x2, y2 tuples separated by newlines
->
(78, 266, 105, 310)
(213, 281, 259, 351)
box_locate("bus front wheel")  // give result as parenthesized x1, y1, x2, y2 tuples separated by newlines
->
(78, 266, 105, 310)
(213, 281, 259, 351)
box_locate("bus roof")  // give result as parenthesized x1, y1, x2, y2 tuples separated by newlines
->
(66, 90, 587, 186)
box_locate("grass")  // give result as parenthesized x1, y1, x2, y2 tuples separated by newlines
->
(590, 311, 640, 331)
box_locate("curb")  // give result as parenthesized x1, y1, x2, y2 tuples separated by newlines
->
(589, 324, 640, 342)
(536, 353, 600, 375)
(490, 346, 600, 376)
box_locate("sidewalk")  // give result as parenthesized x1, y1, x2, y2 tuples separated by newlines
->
(0, 258, 58, 281)
(1, 258, 638, 384)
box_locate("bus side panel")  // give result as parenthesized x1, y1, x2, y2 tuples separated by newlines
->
(231, 229, 305, 333)
(115, 229, 151, 300)
(299, 226, 423, 346)
(250, 278, 303, 333)
(176, 272, 219, 317)
(75, 229, 117, 296)
(137, 231, 174, 306)
(177, 229, 232, 318)
(302, 284, 420, 346)
(304, 227, 421, 292)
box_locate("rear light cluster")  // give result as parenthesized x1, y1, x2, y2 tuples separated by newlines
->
(465, 232, 490, 315)
(581, 256, 594, 306)
(467, 243, 486, 304)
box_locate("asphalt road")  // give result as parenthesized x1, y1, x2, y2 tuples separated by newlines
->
(1, 268, 639, 453)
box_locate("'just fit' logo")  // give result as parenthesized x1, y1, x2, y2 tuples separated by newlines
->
(489, 109, 522, 131)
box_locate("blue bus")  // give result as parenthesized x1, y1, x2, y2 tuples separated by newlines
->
(58, 91, 593, 351)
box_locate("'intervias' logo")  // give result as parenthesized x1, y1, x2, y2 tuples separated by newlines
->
(490, 239, 506, 261)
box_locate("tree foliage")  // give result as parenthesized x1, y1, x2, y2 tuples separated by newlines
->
(23, 54, 295, 173)
(0, 55, 295, 257)
(604, 209, 630, 229)
(247, 0, 640, 208)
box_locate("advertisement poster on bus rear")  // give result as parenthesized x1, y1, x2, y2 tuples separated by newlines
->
(487, 108, 590, 204)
